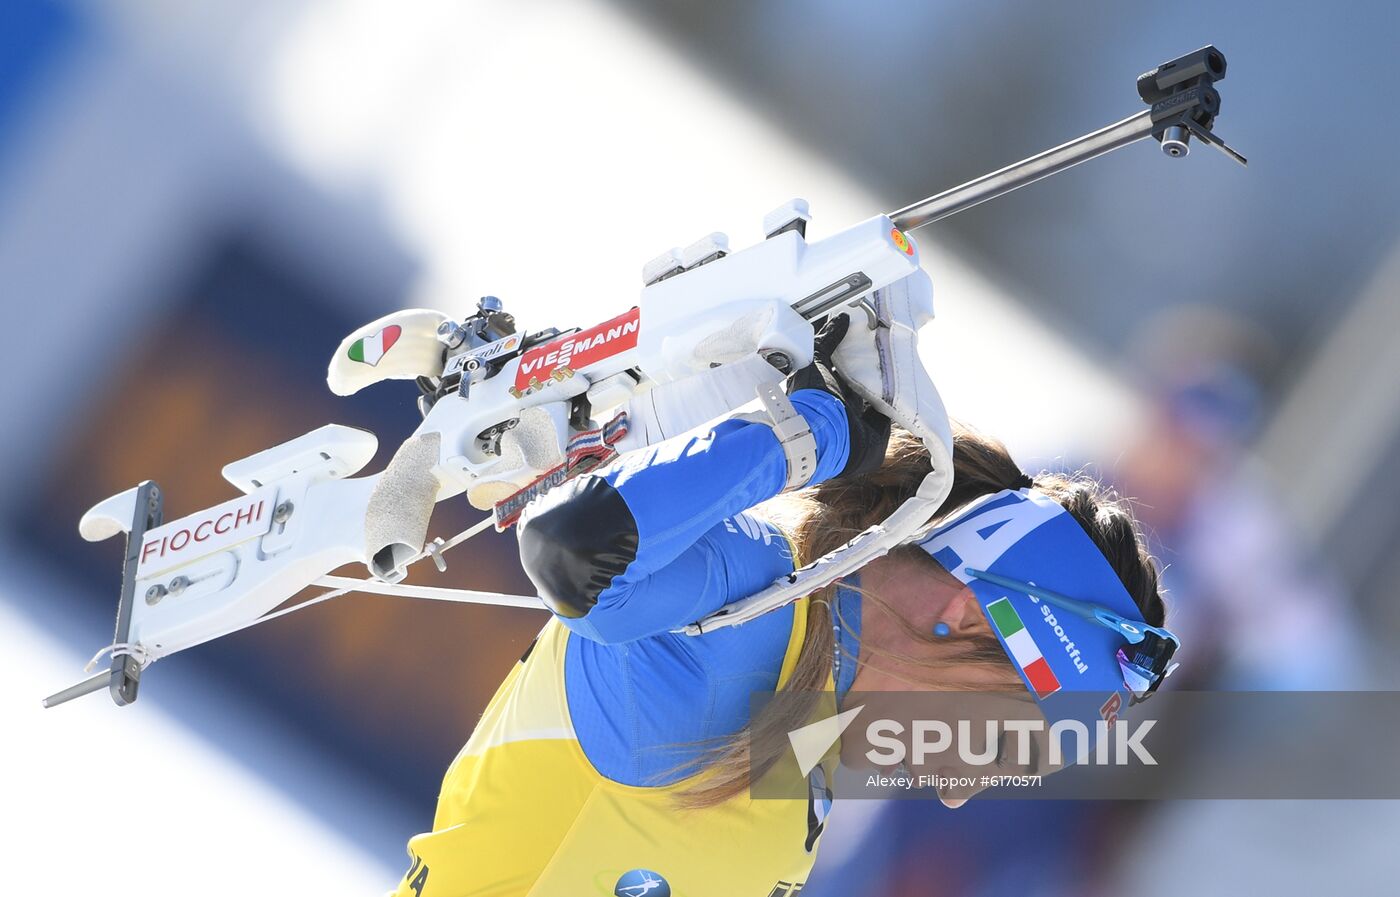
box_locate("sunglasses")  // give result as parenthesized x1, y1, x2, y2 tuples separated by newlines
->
(965, 568, 1180, 704)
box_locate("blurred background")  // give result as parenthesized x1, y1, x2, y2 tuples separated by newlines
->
(3, 0, 1397, 893)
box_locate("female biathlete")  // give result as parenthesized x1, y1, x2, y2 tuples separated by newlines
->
(391, 273, 1179, 897)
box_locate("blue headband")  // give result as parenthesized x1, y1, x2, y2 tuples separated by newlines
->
(916, 488, 1174, 751)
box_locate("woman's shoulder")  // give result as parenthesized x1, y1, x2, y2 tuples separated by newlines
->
(565, 601, 799, 786)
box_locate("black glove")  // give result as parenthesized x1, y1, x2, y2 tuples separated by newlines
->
(785, 313, 891, 479)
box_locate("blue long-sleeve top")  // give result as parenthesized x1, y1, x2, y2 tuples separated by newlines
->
(516, 389, 863, 786)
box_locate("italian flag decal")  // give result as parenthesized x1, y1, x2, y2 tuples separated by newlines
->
(347, 325, 401, 366)
(987, 597, 1061, 698)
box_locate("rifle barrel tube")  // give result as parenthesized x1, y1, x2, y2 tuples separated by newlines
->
(890, 110, 1154, 231)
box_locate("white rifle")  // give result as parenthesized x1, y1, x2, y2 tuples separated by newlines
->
(44, 46, 1244, 708)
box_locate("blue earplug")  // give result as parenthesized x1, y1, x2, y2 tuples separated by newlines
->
(932, 622, 951, 638)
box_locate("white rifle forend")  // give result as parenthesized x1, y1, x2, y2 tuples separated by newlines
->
(634, 215, 921, 382)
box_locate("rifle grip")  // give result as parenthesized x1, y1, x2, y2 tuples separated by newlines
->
(365, 432, 442, 582)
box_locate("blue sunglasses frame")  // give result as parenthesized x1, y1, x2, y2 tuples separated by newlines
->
(964, 567, 1180, 702)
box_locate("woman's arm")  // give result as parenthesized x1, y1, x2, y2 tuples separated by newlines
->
(516, 389, 851, 643)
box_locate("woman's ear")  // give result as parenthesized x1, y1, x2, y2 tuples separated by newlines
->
(934, 585, 987, 637)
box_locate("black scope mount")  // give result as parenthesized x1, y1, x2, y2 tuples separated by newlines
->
(889, 44, 1247, 231)
(1137, 45, 1246, 165)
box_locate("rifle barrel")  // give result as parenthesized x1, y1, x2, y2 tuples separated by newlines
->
(890, 109, 1154, 232)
